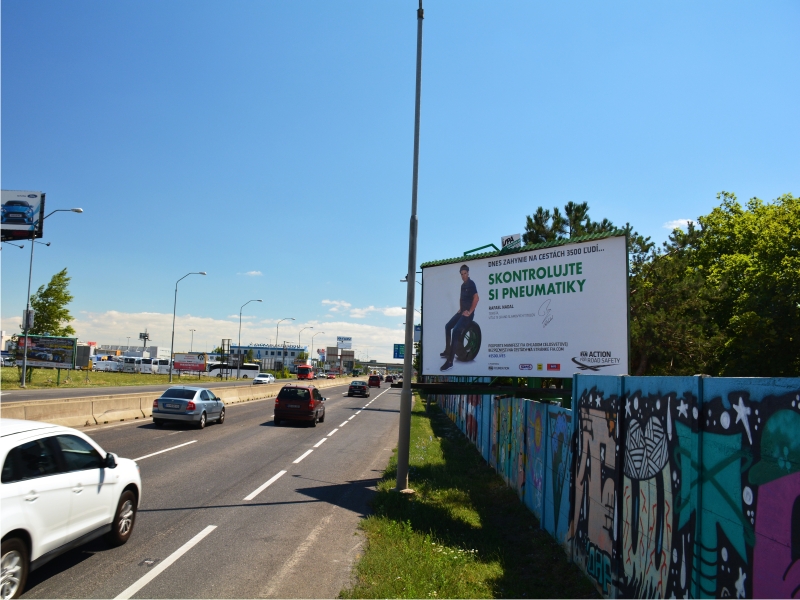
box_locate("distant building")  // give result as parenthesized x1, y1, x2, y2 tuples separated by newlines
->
(96, 345, 171, 359)
(229, 343, 307, 371)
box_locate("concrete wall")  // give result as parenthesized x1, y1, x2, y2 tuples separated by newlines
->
(430, 374, 800, 599)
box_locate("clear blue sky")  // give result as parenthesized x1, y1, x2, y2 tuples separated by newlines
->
(2, 1, 797, 361)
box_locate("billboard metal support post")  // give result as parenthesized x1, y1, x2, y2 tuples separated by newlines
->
(397, 0, 424, 494)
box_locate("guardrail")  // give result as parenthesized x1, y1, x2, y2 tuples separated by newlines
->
(0, 377, 359, 428)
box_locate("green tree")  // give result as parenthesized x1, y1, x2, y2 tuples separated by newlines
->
(23, 268, 75, 337)
(523, 202, 617, 245)
(691, 192, 799, 376)
(629, 224, 723, 376)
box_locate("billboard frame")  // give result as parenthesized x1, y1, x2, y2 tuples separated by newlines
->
(1, 190, 45, 242)
(15, 334, 77, 369)
(420, 231, 630, 378)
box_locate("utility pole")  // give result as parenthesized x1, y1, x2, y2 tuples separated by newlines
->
(396, 0, 424, 494)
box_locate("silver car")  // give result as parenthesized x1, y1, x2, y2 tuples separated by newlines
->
(151, 387, 225, 429)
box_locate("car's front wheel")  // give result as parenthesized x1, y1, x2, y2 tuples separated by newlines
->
(106, 490, 137, 547)
(1, 538, 28, 600)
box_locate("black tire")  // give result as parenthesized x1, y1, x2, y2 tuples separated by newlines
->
(197, 412, 207, 429)
(455, 321, 482, 362)
(311, 413, 318, 427)
(217, 408, 225, 424)
(274, 418, 282, 426)
(347, 393, 352, 397)
(153, 419, 164, 427)
(242, 374, 248, 379)
(105, 490, 137, 547)
(1, 537, 29, 599)
(319, 409, 325, 423)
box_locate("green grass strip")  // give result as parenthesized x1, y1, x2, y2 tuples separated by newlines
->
(341, 395, 597, 599)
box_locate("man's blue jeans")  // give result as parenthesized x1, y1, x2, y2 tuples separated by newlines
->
(444, 311, 473, 362)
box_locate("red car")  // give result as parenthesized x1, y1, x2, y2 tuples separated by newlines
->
(274, 384, 326, 426)
(368, 375, 381, 387)
(327, 373, 336, 379)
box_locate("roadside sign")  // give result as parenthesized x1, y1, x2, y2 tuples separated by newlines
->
(16, 335, 77, 369)
(173, 353, 208, 371)
(393, 344, 405, 359)
(336, 336, 352, 349)
(414, 325, 421, 343)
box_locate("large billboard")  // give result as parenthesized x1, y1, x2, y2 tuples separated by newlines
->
(173, 353, 208, 371)
(336, 336, 352, 349)
(16, 335, 77, 369)
(1, 190, 45, 242)
(421, 235, 628, 377)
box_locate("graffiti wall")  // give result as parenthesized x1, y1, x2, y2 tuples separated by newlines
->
(435, 375, 800, 599)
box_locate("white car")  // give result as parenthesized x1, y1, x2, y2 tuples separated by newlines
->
(1, 419, 142, 599)
(252, 373, 275, 385)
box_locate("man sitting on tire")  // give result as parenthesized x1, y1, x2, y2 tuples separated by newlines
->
(440, 264, 479, 371)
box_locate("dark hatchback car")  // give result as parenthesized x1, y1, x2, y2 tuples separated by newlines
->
(368, 375, 381, 388)
(347, 381, 370, 397)
(274, 384, 326, 426)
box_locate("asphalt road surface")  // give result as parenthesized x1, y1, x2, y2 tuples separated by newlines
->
(20, 381, 401, 599)
(0, 378, 319, 403)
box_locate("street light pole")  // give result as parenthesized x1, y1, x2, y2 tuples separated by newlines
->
(298, 326, 313, 355)
(189, 329, 196, 352)
(238, 299, 262, 379)
(168, 272, 207, 382)
(275, 317, 295, 370)
(311, 331, 324, 371)
(397, 0, 424, 493)
(19, 207, 83, 388)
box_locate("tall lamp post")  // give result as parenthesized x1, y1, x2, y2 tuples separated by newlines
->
(168, 272, 207, 382)
(238, 299, 262, 379)
(298, 326, 313, 360)
(189, 329, 196, 352)
(397, 0, 424, 493)
(311, 331, 325, 370)
(275, 317, 294, 370)
(19, 207, 83, 388)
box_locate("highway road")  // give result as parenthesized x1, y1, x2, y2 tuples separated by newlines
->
(0, 378, 321, 403)
(19, 381, 401, 599)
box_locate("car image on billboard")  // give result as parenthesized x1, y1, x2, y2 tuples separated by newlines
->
(1, 190, 44, 242)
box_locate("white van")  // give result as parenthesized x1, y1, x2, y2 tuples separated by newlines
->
(139, 358, 157, 374)
(155, 358, 171, 374)
(122, 357, 137, 373)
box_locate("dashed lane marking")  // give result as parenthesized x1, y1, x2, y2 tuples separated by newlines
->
(313, 438, 327, 448)
(244, 470, 287, 501)
(114, 525, 217, 599)
(133, 440, 197, 461)
(293, 449, 314, 464)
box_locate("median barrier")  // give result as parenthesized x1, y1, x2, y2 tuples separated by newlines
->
(1, 378, 363, 426)
(92, 395, 147, 423)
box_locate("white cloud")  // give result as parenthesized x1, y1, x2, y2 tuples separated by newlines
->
(1, 311, 404, 363)
(382, 307, 406, 317)
(238, 271, 263, 276)
(322, 299, 352, 313)
(663, 219, 696, 231)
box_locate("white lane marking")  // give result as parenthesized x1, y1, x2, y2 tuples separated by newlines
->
(293, 449, 313, 464)
(114, 525, 217, 599)
(340, 421, 349, 427)
(133, 440, 197, 461)
(313, 438, 327, 448)
(355, 411, 361, 415)
(260, 514, 333, 597)
(244, 470, 287, 501)
(327, 428, 339, 437)
(348, 416, 355, 421)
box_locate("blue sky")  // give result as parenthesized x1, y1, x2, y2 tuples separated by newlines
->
(2, 1, 798, 362)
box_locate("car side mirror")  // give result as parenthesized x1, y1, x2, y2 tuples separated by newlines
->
(105, 453, 117, 469)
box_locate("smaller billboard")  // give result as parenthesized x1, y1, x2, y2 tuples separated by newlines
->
(500, 233, 521, 250)
(393, 344, 405, 359)
(2, 190, 45, 242)
(336, 336, 352, 349)
(16, 335, 77, 369)
(173, 353, 208, 371)
(414, 325, 421, 343)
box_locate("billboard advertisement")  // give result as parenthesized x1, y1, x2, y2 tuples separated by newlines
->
(173, 353, 208, 371)
(16, 335, 77, 369)
(336, 336, 352, 349)
(1, 190, 45, 242)
(393, 344, 405, 359)
(421, 235, 628, 377)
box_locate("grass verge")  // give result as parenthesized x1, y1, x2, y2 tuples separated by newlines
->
(340, 395, 597, 599)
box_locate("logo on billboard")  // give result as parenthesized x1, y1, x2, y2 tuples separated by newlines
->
(546, 363, 560, 371)
(537, 363, 543, 371)
(519, 364, 532, 370)
(501, 233, 521, 250)
(571, 350, 622, 371)
(27, 194, 38, 198)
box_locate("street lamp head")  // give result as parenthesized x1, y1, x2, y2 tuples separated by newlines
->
(71, 208, 83, 213)
(256, 299, 263, 302)
(199, 271, 207, 275)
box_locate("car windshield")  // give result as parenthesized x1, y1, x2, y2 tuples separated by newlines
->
(351, 382, 365, 386)
(6, 201, 29, 207)
(277, 387, 310, 400)
(161, 388, 197, 400)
